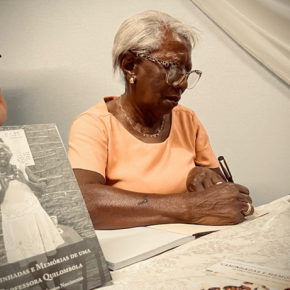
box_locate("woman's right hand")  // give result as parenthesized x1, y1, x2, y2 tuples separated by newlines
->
(0, 176, 10, 203)
(0, 176, 9, 192)
(182, 182, 254, 225)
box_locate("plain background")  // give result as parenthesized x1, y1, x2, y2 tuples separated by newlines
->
(1, 0, 289, 206)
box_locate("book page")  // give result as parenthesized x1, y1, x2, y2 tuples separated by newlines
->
(96, 227, 195, 269)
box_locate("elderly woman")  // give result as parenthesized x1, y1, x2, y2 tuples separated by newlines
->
(68, 10, 253, 230)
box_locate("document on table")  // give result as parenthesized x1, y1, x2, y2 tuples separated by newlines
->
(206, 260, 290, 290)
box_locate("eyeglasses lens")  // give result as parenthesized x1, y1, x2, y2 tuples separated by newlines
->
(187, 72, 200, 89)
(167, 67, 200, 89)
(167, 67, 182, 85)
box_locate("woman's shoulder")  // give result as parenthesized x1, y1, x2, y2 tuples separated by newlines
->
(173, 104, 198, 118)
(73, 96, 117, 124)
(172, 104, 203, 129)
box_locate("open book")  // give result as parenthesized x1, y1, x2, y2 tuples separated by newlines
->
(96, 208, 269, 271)
(95, 227, 195, 270)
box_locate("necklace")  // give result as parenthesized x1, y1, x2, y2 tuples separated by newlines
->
(119, 97, 165, 138)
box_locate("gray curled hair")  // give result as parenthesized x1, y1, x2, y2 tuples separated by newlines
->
(112, 10, 200, 75)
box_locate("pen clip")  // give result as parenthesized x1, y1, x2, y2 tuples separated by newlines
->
(218, 156, 234, 182)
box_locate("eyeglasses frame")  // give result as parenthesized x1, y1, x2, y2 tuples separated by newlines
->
(129, 50, 202, 89)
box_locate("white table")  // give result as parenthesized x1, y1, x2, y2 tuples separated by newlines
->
(101, 196, 290, 289)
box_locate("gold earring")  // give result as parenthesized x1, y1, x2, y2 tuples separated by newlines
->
(129, 77, 135, 84)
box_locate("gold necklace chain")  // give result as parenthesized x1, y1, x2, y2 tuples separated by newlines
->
(119, 97, 165, 138)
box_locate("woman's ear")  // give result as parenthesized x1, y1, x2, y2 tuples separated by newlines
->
(119, 51, 138, 81)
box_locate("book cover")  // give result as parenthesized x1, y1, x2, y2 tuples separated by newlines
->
(0, 124, 111, 290)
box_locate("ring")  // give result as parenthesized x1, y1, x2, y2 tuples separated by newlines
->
(243, 202, 252, 216)
(215, 182, 223, 185)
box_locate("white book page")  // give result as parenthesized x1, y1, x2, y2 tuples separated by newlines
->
(95, 227, 193, 265)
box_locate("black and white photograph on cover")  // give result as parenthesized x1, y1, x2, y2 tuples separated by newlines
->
(0, 131, 66, 265)
(0, 124, 111, 290)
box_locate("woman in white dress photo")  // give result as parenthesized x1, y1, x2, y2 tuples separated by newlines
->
(0, 141, 64, 264)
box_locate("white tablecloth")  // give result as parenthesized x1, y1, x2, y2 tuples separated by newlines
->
(101, 196, 290, 289)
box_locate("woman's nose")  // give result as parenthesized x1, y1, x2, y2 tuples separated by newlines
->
(171, 75, 188, 92)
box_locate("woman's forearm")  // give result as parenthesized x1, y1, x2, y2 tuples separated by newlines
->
(21, 167, 43, 193)
(74, 169, 253, 229)
(81, 183, 187, 229)
(0, 189, 6, 204)
(25, 180, 43, 193)
(82, 182, 255, 229)
(0, 177, 9, 204)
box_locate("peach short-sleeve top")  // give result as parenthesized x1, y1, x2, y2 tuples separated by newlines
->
(68, 97, 219, 194)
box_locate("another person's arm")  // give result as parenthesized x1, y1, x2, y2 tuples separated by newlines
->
(0, 89, 7, 125)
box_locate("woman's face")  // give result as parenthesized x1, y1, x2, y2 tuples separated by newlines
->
(133, 30, 192, 116)
(0, 147, 12, 167)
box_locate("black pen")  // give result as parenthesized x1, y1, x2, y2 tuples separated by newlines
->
(218, 156, 234, 182)
(192, 230, 218, 239)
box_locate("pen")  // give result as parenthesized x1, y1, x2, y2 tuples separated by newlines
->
(192, 230, 218, 239)
(218, 156, 234, 182)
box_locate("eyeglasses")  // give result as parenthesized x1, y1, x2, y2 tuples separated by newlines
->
(132, 51, 202, 89)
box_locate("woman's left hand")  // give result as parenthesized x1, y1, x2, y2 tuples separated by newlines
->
(187, 166, 251, 203)
(187, 166, 225, 192)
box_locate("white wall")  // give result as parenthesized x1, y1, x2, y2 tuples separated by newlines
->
(1, 0, 289, 206)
